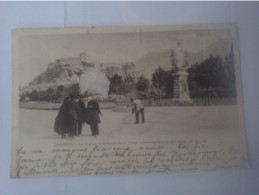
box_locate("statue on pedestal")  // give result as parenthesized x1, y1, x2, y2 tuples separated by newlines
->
(170, 41, 192, 103)
(171, 41, 188, 71)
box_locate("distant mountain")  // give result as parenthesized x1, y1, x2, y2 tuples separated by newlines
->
(135, 39, 233, 79)
(135, 51, 172, 78)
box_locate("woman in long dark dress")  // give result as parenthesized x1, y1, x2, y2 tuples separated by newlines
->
(54, 97, 70, 137)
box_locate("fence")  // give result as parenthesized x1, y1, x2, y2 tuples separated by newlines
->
(142, 97, 237, 107)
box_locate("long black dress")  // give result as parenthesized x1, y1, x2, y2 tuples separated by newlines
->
(54, 99, 70, 136)
(66, 99, 81, 136)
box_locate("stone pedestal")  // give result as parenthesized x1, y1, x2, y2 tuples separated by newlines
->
(172, 71, 192, 103)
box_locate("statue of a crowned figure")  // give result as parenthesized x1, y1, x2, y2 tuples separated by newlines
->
(170, 41, 192, 103)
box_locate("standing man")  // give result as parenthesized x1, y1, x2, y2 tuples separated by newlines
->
(77, 96, 86, 136)
(86, 97, 102, 136)
(131, 98, 145, 124)
(66, 94, 81, 137)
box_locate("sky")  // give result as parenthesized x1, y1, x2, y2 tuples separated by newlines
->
(17, 28, 233, 86)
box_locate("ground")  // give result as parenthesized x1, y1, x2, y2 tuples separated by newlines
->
(14, 105, 247, 178)
(19, 106, 241, 143)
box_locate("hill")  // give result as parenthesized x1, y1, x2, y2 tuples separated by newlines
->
(135, 39, 232, 79)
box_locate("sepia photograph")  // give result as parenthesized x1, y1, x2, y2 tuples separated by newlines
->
(11, 24, 248, 178)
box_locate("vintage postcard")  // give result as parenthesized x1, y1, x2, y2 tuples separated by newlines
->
(11, 24, 248, 178)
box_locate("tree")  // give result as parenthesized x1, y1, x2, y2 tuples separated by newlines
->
(45, 87, 56, 101)
(136, 75, 150, 92)
(152, 66, 174, 98)
(124, 75, 136, 93)
(187, 54, 236, 98)
(223, 45, 236, 97)
(121, 62, 139, 79)
(108, 74, 126, 95)
(56, 85, 65, 100)
(164, 73, 174, 98)
(28, 90, 40, 101)
(152, 66, 168, 89)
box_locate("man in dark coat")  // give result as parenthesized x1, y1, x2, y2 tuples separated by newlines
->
(77, 97, 86, 136)
(86, 97, 102, 136)
(66, 95, 81, 136)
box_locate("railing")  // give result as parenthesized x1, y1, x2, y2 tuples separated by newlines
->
(141, 97, 237, 107)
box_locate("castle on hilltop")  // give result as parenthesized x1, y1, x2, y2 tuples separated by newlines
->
(21, 53, 104, 96)
(46, 53, 94, 70)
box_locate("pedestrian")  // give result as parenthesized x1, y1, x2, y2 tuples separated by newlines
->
(54, 97, 70, 137)
(86, 96, 102, 136)
(66, 94, 81, 137)
(76, 96, 86, 136)
(131, 98, 145, 124)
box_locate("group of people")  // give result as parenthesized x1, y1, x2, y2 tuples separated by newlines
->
(54, 95, 145, 138)
(54, 94, 102, 137)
